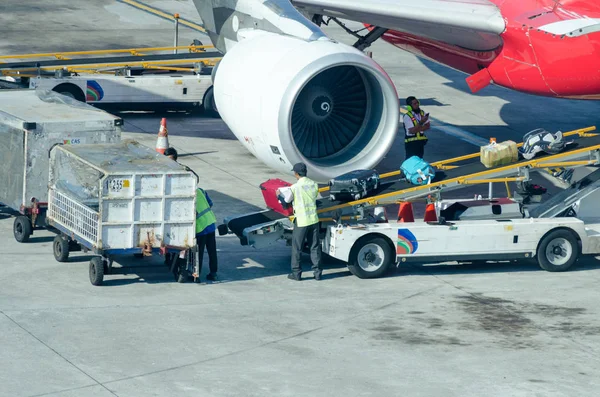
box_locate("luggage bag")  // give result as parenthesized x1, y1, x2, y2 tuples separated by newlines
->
(480, 140, 518, 168)
(328, 169, 380, 202)
(260, 178, 294, 216)
(400, 156, 435, 185)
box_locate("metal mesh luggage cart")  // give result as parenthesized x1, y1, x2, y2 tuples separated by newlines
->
(0, 89, 122, 243)
(46, 140, 197, 286)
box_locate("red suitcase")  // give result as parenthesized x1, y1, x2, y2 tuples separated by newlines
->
(260, 178, 294, 216)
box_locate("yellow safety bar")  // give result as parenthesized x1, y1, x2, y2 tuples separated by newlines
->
(456, 177, 526, 185)
(0, 45, 215, 62)
(119, 0, 207, 33)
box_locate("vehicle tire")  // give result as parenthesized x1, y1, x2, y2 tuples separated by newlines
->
(202, 86, 220, 118)
(348, 235, 394, 279)
(53, 235, 70, 262)
(174, 258, 188, 283)
(13, 216, 32, 243)
(537, 229, 579, 272)
(89, 257, 105, 286)
(52, 83, 86, 102)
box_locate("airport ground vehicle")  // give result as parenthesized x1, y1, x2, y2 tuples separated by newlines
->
(219, 126, 600, 278)
(0, 45, 222, 115)
(46, 140, 198, 286)
(0, 90, 122, 243)
(28, 73, 218, 115)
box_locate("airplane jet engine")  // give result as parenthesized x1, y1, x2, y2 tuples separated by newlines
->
(212, 31, 400, 182)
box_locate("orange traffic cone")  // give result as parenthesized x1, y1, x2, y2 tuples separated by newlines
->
(397, 202, 414, 222)
(424, 202, 437, 222)
(156, 118, 169, 154)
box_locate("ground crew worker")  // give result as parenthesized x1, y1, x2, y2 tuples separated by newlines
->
(403, 96, 430, 159)
(278, 162, 323, 281)
(196, 187, 218, 281)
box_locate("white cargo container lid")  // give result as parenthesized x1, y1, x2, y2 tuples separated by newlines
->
(0, 89, 121, 124)
(57, 140, 189, 173)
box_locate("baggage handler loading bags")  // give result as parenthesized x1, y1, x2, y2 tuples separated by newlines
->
(278, 163, 323, 281)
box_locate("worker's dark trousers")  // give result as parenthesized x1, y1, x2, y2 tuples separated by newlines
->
(405, 140, 426, 160)
(197, 231, 218, 275)
(291, 221, 322, 278)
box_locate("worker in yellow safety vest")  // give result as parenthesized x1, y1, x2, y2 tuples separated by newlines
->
(403, 96, 431, 160)
(196, 187, 218, 281)
(278, 162, 323, 281)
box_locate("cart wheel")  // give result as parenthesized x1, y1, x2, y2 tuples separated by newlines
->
(537, 229, 579, 272)
(89, 257, 105, 286)
(174, 258, 188, 283)
(348, 235, 394, 279)
(13, 216, 32, 243)
(53, 235, 70, 262)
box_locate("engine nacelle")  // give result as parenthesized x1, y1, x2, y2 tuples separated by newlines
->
(213, 31, 400, 182)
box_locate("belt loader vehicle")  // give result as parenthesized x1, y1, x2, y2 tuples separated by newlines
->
(219, 126, 600, 278)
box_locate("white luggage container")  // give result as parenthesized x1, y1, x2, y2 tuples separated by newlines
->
(0, 89, 122, 242)
(46, 140, 197, 285)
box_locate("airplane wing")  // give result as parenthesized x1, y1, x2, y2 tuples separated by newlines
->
(291, 0, 506, 51)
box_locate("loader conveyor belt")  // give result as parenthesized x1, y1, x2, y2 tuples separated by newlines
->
(226, 210, 286, 243)
(316, 131, 600, 214)
(223, 126, 600, 242)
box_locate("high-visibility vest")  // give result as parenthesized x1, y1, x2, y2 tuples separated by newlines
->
(196, 188, 217, 234)
(291, 177, 319, 227)
(404, 108, 428, 143)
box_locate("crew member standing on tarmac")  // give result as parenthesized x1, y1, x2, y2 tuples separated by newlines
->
(278, 162, 323, 281)
(403, 96, 431, 160)
(196, 187, 218, 281)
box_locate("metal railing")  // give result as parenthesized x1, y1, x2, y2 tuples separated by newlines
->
(48, 189, 99, 246)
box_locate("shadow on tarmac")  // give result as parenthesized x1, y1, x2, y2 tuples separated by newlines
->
(393, 256, 600, 277)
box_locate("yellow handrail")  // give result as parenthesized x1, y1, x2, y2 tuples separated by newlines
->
(0, 45, 215, 62)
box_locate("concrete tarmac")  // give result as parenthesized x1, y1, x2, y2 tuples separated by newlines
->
(2, 1, 600, 396)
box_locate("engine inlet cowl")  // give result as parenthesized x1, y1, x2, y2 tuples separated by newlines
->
(213, 32, 399, 182)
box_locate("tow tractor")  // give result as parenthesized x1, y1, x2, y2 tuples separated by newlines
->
(219, 126, 600, 278)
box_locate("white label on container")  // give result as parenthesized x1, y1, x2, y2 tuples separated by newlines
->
(110, 178, 130, 192)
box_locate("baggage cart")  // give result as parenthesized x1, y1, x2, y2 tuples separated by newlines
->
(0, 89, 122, 242)
(46, 140, 198, 285)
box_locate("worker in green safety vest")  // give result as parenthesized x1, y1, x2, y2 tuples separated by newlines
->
(403, 96, 431, 160)
(196, 187, 218, 281)
(278, 162, 323, 281)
